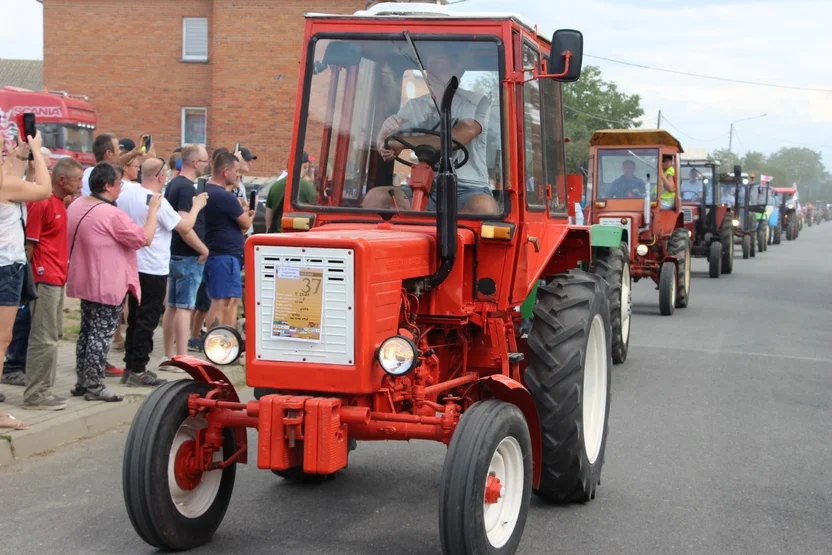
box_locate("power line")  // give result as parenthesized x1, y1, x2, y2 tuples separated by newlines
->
(586, 54, 832, 93)
(564, 104, 649, 127)
(661, 114, 727, 143)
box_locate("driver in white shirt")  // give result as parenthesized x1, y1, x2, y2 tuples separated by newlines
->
(681, 168, 701, 199)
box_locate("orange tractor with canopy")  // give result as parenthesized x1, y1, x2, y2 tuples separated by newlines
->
(122, 5, 614, 554)
(585, 129, 691, 316)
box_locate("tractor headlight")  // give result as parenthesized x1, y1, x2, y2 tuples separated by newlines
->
(636, 244, 649, 256)
(203, 326, 244, 366)
(732, 219, 740, 227)
(377, 336, 418, 376)
(787, 203, 795, 210)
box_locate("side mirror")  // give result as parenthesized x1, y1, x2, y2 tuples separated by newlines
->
(322, 41, 362, 68)
(548, 29, 583, 82)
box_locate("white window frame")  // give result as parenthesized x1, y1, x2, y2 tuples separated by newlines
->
(181, 107, 207, 146)
(182, 17, 208, 62)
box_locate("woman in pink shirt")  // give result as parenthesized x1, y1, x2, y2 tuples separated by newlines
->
(66, 163, 163, 402)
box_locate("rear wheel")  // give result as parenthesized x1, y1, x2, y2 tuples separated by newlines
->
(773, 226, 781, 244)
(668, 228, 690, 308)
(750, 232, 756, 258)
(720, 215, 734, 274)
(742, 234, 751, 258)
(786, 221, 794, 240)
(439, 400, 532, 555)
(658, 262, 676, 316)
(708, 241, 722, 278)
(524, 270, 612, 503)
(592, 243, 631, 365)
(123, 381, 237, 551)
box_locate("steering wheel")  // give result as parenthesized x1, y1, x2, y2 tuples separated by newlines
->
(384, 128, 469, 169)
(682, 190, 700, 202)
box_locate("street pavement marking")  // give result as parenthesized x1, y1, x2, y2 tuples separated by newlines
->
(630, 344, 832, 364)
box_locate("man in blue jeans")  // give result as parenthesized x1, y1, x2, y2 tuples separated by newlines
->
(203, 152, 254, 328)
(162, 144, 211, 359)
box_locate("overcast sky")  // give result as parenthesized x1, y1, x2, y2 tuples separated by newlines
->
(2, 0, 829, 167)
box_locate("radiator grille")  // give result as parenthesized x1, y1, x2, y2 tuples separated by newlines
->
(254, 246, 354, 366)
(682, 207, 694, 223)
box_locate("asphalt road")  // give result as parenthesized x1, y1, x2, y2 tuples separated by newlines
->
(2, 224, 831, 555)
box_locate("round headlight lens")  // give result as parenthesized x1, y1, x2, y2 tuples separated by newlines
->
(203, 326, 243, 366)
(787, 203, 795, 210)
(732, 219, 740, 227)
(636, 244, 649, 256)
(377, 336, 418, 376)
(742, 178, 749, 185)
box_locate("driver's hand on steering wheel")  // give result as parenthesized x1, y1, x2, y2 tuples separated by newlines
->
(376, 115, 409, 162)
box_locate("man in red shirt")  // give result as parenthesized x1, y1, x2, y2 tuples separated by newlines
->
(23, 157, 84, 410)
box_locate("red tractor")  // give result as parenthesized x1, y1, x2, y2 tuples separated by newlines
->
(585, 129, 691, 316)
(679, 159, 734, 278)
(122, 5, 613, 554)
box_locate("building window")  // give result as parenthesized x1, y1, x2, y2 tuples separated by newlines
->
(182, 17, 208, 62)
(181, 107, 207, 145)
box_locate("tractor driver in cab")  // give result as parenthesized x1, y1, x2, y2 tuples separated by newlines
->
(365, 48, 500, 215)
(658, 154, 677, 209)
(609, 159, 646, 198)
(681, 168, 701, 199)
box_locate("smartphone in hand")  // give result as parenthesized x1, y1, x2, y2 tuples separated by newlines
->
(142, 135, 152, 153)
(235, 143, 241, 153)
(21, 113, 36, 160)
(249, 190, 257, 211)
(146, 194, 152, 206)
(196, 177, 207, 195)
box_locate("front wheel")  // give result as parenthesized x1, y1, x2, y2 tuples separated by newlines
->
(123, 381, 237, 551)
(742, 234, 751, 259)
(750, 232, 756, 258)
(439, 401, 532, 555)
(708, 241, 722, 278)
(668, 228, 690, 308)
(658, 261, 677, 316)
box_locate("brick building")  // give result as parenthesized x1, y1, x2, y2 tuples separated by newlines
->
(43, 0, 446, 179)
(43, 0, 379, 178)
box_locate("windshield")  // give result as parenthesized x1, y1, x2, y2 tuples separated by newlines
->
(748, 185, 768, 206)
(719, 183, 736, 204)
(680, 164, 713, 203)
(36, 123, 94, 153)
(295, 37, 503, 216)
(596, 148, 658, 199)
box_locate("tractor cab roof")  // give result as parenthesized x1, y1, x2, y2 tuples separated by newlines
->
(589, 129, 684, 152)
(773, 187, 796, 194)
(307, 2, 552, 42)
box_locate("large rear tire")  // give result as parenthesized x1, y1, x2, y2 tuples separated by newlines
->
(750, 232, 756, 258)
(708, 241, 722, 278)
(720, 215, 734, 274)
(773, 226, 781, 244)
(668, 228, 690, 308)
(593, 243, 631, 365)
(524, 270, 612, 503)
(439, 401, 532, 555)
(658, 261, 676, 316)
(123, 381, 237, 551)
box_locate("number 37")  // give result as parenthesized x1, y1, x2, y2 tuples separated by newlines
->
(301, 277, 322, 295)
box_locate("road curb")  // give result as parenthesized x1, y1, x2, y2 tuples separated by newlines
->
(0, 363, 246, 467)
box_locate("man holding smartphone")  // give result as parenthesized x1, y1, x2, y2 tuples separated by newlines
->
(162, 144, 211, 360)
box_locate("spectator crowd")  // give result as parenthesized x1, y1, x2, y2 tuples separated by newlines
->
(0, 128, 271, 430)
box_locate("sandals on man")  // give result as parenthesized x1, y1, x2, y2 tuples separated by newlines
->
(0, 413, 29, 430)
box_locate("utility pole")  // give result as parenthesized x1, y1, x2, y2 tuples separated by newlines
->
(657, 110, 662, 129)
(728, 122, 734, 155)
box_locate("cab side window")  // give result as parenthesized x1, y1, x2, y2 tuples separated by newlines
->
(542, 56, 567, 214)
(522, 43, 545, 210)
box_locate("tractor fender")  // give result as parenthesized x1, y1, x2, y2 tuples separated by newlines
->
(477, 374, 543, 488)
(589, 223, 626, 249)
(661, 255, 679, 269)
(162, 356, 248, 463)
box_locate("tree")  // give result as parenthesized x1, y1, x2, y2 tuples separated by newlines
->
(741, 151, 767, 175)
(563, 66, 645, 174)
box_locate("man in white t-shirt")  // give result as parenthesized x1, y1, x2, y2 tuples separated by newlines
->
(116, 157, 207, 386)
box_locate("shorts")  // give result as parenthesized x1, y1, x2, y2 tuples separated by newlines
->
(195, 277, 211, 312)
(426, 185, 493, 211)
(167, 256, 204, 309)
(205, 255, 242, 300)
(0, 263, 25, 307)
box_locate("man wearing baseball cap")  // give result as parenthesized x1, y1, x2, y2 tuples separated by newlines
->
(265, 151, 317, 233)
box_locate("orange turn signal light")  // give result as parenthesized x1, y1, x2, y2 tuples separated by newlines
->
(594, 201, 606, 208)
(481, 222, 515, 240)
(281, 215, 313, 231)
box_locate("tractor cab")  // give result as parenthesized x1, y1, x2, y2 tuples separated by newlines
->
(679, 158, 734, 277)
(587, 129, 691, 315)
(773, 186, 799, 240)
